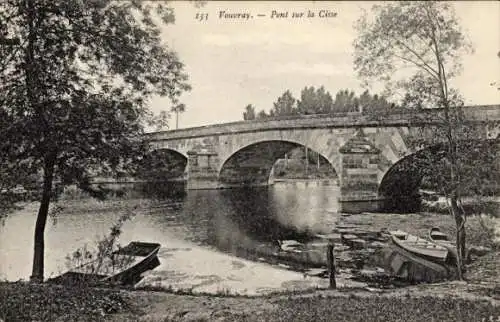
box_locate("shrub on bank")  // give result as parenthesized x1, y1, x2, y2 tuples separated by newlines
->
(466, 215, 500, 250)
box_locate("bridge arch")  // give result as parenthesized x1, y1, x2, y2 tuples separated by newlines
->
(218, 140, 338, 187)
(378, 144, 448, 211)
(137, 148, 188, 181)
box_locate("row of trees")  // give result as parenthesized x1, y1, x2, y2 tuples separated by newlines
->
(243, 87, 396, 120)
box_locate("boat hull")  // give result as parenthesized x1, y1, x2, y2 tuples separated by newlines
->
(391, 232, 448, 262)
(382, 243, 452, 282)
(50, 241, 161, 286)
(105, 242, 161, 284)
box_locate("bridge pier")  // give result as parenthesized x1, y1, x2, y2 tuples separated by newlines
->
(338, 130, 385, 213)
(186, 147, 221, 190)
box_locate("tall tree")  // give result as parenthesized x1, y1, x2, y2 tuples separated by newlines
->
(358, 89, 398, 116)
(243, 104, 256, 120)
(256, 109, 269, 120)
(354, 1, 495, 278)
(297, 86, 334, 115)
(332, 89, 359, 113)
(171, 103, 186, 129)
(0, 0, 190, 281)
(270, 90, 298, 117)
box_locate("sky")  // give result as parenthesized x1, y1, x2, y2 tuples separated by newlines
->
(151, 1, 500, 129)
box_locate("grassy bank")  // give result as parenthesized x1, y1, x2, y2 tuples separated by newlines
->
(235, 294, 499, 322)
(1, 282, 498, 322)
(0, 282, 132, 322)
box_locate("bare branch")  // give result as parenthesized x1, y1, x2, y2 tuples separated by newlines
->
(393, 37, 441, 78)
(392, 53, 440, 82)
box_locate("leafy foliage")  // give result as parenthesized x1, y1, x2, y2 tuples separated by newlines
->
(354, 1, 473, 102)
(134, 149, 187, 181)
(297, 86, 334, 114)
(0, 0, 190, 280)
(243, 104, 257, 120)
(269, 90, 298, 117)
(1, 1, 190, 187)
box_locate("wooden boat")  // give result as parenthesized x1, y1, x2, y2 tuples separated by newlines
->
(50, 241, 161, 285)
(428, 227, 458, 263)
(429, 227, 451, 242)
(390, 230, 448, 262)
(383, 242, 451, 282)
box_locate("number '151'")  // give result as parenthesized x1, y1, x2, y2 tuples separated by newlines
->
(195, 13, 208, 21)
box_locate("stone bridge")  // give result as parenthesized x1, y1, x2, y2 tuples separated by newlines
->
(144, 105, 500, 213)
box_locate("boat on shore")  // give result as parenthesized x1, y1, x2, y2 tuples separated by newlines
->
(384, 230, 456, 282)
(428, 227, 451, 243)
(382, 242, 451, 282)
(49, 241, 161, 286)
(428, 227, 458, 263)
(390, 230, 448, 262)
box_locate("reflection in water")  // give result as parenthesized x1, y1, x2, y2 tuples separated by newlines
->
(177, 181, 339, 250)
(271, 181, 338, 233)
(0, 181, 339, 281)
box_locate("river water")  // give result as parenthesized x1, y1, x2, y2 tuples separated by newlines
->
(0, 181, 339, 281)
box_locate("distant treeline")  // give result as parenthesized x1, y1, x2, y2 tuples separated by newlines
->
(243, 87, 400, 120)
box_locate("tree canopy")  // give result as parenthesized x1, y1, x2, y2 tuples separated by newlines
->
(0, 0, 190, 281)
(354, 1, 473, 106)
(243, 104, 256, 120)
(297, 86, 334, 115)
(269, 90, 298, 117)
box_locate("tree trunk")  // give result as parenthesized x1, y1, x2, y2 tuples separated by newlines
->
(305, 146, 308, 175)
(30, 153, 56, 282)
(450, 196, 466, 280)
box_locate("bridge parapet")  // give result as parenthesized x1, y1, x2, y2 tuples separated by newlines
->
(145, 105, 500, 142)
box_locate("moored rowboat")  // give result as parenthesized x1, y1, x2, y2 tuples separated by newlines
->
(50, 241, 161, 285)
(390, 230, 448, 262)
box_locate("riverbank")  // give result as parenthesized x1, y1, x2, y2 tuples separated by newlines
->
(1, 198, 500, 321)
(1, 280, 499, 321)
